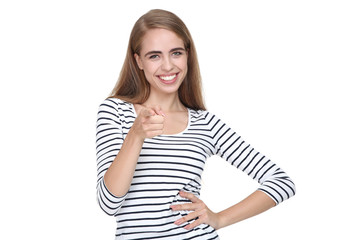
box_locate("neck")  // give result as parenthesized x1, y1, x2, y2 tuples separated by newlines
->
(143, 92, 185, 112)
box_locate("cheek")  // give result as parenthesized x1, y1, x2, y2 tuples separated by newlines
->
(180, 60, 188, 75)
(175, 57, 188, 72)
(143, 71, 155, 84)
(142, 62, 158, 77)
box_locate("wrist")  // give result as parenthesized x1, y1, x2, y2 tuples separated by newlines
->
(127, 127, 145, 144)
(215, 211, 228, 230)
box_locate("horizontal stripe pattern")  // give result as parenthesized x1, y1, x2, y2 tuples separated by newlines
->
(96, 98, 295, 239)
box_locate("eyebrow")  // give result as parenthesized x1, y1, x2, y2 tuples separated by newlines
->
(144, 47, 186, 57)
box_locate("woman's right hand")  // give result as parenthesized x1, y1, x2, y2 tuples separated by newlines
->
(131, 106, 165, 140)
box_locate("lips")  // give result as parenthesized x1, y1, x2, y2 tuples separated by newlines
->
(157, 73, 178, 84)
(159, 74, 176, 81)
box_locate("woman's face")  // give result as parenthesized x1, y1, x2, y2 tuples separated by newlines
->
(135, 28, 188, 96)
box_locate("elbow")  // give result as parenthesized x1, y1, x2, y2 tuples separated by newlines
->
(96, 179, 126, 216)
(260, 175, 296, 205)
(289, 177, 296, 198)
(97, 201, 121, 216)
(280, 176, 296, 203)
(97, 192, 122, 216)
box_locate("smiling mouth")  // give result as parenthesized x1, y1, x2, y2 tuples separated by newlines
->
(157, 73, 179, 84)
(158, 73, 177, 81)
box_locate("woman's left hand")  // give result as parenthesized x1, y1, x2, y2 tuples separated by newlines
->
(170, 191, 221, 230)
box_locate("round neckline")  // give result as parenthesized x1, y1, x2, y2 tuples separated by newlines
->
(130, 103, 191, 137)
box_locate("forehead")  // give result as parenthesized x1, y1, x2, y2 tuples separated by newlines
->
(140, 28, 185, 53)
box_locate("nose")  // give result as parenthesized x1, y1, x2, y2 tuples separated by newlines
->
(161, 56, 174, 72)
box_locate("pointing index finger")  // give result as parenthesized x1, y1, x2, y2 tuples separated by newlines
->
(153, 106, 166, 117)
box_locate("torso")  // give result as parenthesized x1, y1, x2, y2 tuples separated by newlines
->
(96, 98, 294, 239)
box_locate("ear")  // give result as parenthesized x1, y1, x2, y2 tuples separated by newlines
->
(134, 53, 143, 70)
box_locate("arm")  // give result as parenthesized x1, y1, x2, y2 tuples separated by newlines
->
(212, 116, 296, 205)
(104, 105, 165, 196)
(103, 126, 144, 197)
(217, 190, 275, 229)
(96, 99, 126, 215)
(96, 99, 164, 215)
(172, 113, 295, 228)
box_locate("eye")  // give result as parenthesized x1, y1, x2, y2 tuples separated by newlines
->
(172, 51, 183, 57)
(149, 54, 159, 59)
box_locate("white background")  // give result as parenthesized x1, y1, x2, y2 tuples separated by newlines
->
(1, 0, 359, 239)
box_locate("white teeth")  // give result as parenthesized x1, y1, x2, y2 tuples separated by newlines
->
(159, 74, 176, 81)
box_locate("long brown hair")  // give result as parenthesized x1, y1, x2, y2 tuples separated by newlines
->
(109, 9, 206, 110)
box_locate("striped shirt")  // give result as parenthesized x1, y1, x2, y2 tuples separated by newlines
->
(96, 98, 296, 239)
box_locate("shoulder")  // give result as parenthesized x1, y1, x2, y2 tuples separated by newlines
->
(98, 97, 134, 113)
(97, 97, 136, 127)
(189, 109, 222, 126)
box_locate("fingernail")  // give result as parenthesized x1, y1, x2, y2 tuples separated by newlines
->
(160, 111, 166, 117)
(174, 219, 182, 225)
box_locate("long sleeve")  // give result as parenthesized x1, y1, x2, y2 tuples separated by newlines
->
(96, 98, 126, 215)
(209, 114, 296, 205)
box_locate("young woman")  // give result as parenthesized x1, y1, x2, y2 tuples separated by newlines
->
(96, 9, 295, 239)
